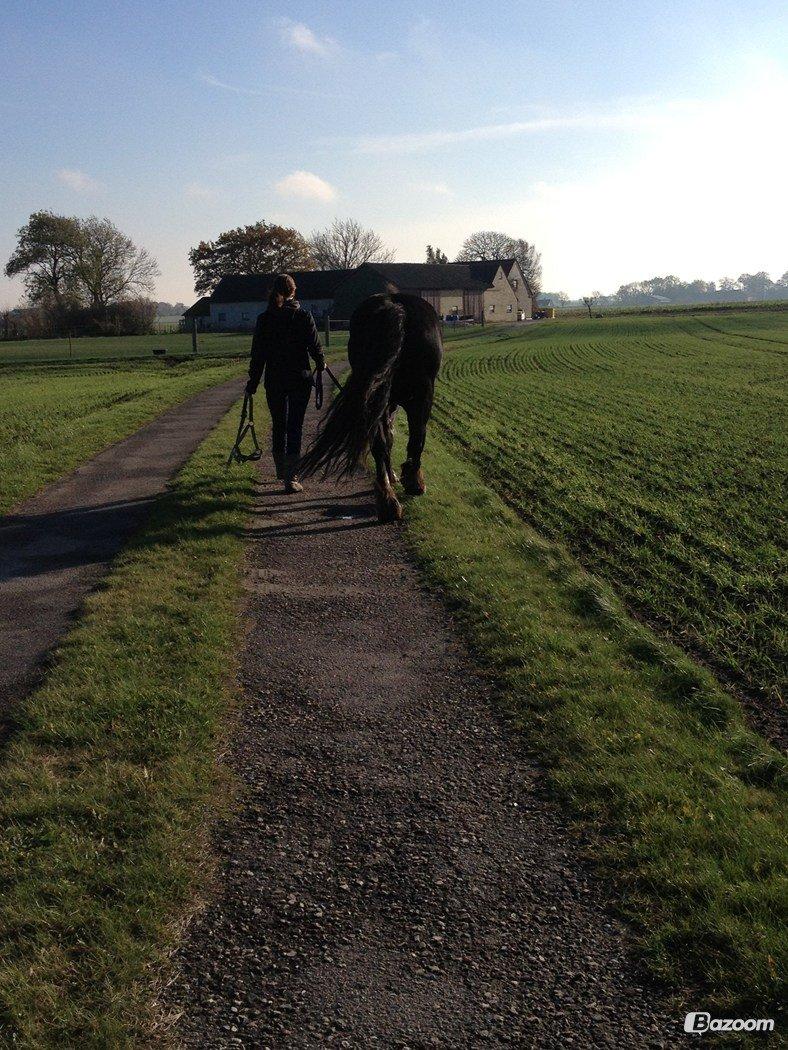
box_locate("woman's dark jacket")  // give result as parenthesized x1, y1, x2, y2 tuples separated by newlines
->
(247, 300, 325, 392)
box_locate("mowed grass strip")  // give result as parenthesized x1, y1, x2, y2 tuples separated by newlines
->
(397, 430, 787, 1015)
(436, 308, 788, 707)
(0, 358, 243, 512)
(0, 405, 259, 1047)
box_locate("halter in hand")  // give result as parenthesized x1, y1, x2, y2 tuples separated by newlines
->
(226, 392, 263, 466)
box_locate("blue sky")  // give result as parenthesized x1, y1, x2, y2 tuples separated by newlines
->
(1, 0, 786, 303)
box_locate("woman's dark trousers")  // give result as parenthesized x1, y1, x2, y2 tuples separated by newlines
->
(265, 379, 311, 477)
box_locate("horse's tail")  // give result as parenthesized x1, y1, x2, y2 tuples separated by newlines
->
(299, 297, 406, 478)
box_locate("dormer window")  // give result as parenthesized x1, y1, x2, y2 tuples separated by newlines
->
(513, 279, 518, 290)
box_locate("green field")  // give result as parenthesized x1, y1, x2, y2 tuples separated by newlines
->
(0, 331, 249, 365)
(0, 358, 244, 512)
(436, 308, 787, 710)
(0, 328, 350, 366)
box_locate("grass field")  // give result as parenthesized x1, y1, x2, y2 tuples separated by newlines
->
(437, 308, 787, 711)
(0, 329, 350, 366)
(0, 405, 260, 1046)
(0, 358, 244, 512)
(397, 429, 786, 1016)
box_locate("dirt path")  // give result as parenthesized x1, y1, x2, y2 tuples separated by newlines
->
(0, 377, 242, 725)
(170, 396, 683, 1048)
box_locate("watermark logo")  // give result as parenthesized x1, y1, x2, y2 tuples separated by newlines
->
(684, 1012, 774, 1034)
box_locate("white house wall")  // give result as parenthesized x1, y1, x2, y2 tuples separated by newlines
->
(210, 300, 334, 331)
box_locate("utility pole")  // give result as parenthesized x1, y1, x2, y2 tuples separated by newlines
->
(191, 317, 198, 355)
(324, 313, 330, 348)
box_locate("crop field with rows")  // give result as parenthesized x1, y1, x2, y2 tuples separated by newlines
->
(435, 309, 787, 708)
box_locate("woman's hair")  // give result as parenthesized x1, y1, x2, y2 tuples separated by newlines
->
(269, 273, 297, 309)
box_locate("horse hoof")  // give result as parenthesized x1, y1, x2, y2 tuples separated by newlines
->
(401, 462, 426, 496)
(375, 484, 403, 522)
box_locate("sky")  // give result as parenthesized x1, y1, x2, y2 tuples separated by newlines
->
(1, 0, 786, 304)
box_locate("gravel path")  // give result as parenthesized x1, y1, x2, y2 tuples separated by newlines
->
(0, 377, 242, 728)
(171, 395, 684, 1048)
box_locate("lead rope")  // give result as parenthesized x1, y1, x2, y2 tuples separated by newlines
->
(226, 392, 263, 466)
(313, 364, 343, 409)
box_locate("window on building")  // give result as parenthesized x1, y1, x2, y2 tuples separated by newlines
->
(489, 304, 495, 313)
(507, 303, 513, 312)
(218, 312, 226, 323)
(513, 279, 518, 290)
(241, 312, 249, 322)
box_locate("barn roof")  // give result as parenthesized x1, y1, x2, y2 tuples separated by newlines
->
(211, 269, 353, 303)
(362, 260, 512, 291)
(182, 296, 211, 317)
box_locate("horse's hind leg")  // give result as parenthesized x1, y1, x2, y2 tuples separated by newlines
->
(401, 390, 433, 496)
(383, 408, 398, 485)
(371, 425, 403, 522)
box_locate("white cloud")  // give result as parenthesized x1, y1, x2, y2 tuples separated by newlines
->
(199, 72, 262, 96)
(353, 105, 677, 155)
(275, 170, 337, 202)
(411, 180, 453, 197)
(278, 19, 338, 57)
(56, 168, 100, 192)
(184, 181, 216, 201)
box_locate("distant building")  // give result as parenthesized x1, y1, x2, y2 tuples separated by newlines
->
(189, 259, 534, 332)
(208, 270, 353, 331)
(331, 260, 533, 322)
(181, 296, 211, 331)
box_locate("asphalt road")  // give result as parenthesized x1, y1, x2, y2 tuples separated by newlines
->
(0, 376, 243, 731)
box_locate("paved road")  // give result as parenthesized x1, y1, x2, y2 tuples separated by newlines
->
(0, 377, 243, 726)
(170, 396, 683, 1048)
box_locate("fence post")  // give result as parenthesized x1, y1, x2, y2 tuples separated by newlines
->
(191, 317, 198, 355)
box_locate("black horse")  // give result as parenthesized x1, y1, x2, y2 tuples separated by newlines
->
(298, 293, 442, 521)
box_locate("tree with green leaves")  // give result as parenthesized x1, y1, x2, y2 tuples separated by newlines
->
(4, 211, 82, 308)
(189, 222, 315, 295)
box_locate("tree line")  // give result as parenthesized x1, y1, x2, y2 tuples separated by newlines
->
(4, 209, 545, 339)
(544, 271, 788, 311)
(189, 221, 543, 298)
(4, 211, 159, 338)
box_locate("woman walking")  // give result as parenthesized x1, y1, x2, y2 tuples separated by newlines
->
(246, 274, 325, 493)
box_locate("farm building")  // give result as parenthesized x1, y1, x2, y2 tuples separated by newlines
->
(181, 296, 211, 332)
(331, 260, 534, 322)
(185, 259, 534, 330)
(207, 270, 353, 331)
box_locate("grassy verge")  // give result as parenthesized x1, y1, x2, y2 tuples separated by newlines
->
(396, 428, 786, 1017)
(0, 358, 243, 513)
(0, 403, 260, 1047)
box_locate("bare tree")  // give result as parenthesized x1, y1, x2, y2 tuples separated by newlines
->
(582, 294, 599, 318)
(456, 230, 542, 296)
(73, 218, 159, 308)
(309, 218, 394, 270)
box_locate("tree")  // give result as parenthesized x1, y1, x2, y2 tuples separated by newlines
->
(189, 222, 315, 295)
(737, 272, 773, 300)
(5, 211, 81, 308)
(309, 218, 394, 270)
(582, 294, 598, 318)
(73, 217, 159, 308)
(456, 230, 542, 296)
(426, 245, 448, 264)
